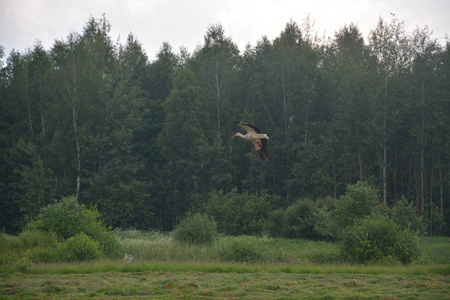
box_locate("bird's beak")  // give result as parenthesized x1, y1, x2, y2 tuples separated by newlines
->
(230, 135, 236, 140)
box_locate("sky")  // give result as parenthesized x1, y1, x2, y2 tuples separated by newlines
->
(1, 0, 449, 61)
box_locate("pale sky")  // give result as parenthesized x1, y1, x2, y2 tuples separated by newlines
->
(1, 0, 449, 60)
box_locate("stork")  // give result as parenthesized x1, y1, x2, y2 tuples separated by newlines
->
(230, 121, 270, 161)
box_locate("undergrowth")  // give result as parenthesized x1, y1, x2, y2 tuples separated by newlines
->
(1, 228, 449, 275)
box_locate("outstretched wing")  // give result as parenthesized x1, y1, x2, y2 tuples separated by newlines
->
(235, 121, 262, 133)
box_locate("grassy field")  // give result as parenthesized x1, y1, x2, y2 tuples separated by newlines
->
(1, 231, 449, 299)
(1, 270, 449, 299)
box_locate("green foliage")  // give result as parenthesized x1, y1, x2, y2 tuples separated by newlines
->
(205, 189, 274, 236)
(0, 233, 23, 264)
(284, 198, 316, 239)
(97, 181, 156, 230)
(418, 237, 450, 264)
(266, 208, 287, 238)
(18, 230, 58, 249)
(391, 196, 426, 234)
(422, 203, 447, 236)
(173, 213, 217, 245)
(26, 195, 119, 256)
(341, 214, 420, 264)
(267, 197, 336, 240)
(0, 231, 59, 264)
(332, 182, 379, 237)
(266, 199, 316, 239)
(58, 233, 102, 262)
(0, 15, 449, 236)
(10, 139, 60, 219)
(0, 232, 23, 251)
(218, 236, 267, 262)
(312, 205, 335, 240)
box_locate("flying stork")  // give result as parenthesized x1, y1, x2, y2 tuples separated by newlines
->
(230, 121, 270, 161)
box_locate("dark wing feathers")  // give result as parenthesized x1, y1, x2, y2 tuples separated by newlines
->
(235, 121, 262, 133)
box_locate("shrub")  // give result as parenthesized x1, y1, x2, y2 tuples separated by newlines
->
(173, 213, 217, 245)
(205, 189, 275, 235)
(341, 214, 420, 264)
(332, 181, 379, 237)
(58, 233, 102, 262)
(266, 208, 287, 238)
(312, 196, 336, 240)
(0, 233, 24, 263)
(26, 195, 119, 256)
(391, 196, 426, 235)
(18, 230, 58, 249)
(218, 237, 267, 262)
(284, 199, 316, 239)
(267, 197, 335, 240)
(12, 257, 33, 272)
(0, 233, 23, 250)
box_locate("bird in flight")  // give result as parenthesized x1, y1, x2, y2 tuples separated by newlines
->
(230, 121, 270, 161)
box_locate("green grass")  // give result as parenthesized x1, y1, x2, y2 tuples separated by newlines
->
(417, 237, 450, 264)
(1, 231, 449, 298)
(114, 230, 343, 264)
(1, 259, 449, 276)
(2, 229, 449, 268)
(1, 271, 449, 299)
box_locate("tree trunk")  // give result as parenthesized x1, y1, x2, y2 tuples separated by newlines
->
(382, 75, 388, 204)
(356, 127, 363, 181)
(215, 59, 221, 133)
(419, 81, 425, 214)
(281, 66, 287, 145)
(439, 160, 443, 216)
(72, 106, 81, 201)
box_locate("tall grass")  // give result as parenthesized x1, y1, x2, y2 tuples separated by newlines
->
(2, 229, 449, 276)
(113, 229, 449, 266)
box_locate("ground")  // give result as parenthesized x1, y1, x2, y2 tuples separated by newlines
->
(1, 271, 449, 299)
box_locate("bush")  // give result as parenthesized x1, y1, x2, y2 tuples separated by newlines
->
(391, 196, 426, 235)
(18, 230, 58, 249)
(26, 195, 119, 256)
(266, 208, 287, 237)
(341, 214, 420, 264)
(58, 233, 102, 262)
(205, 189, 275, 235)
(218, 237, 267, 262)
(332, 181, 379, 237)
(284, 199, 316, 239)
(267, 197, 335, 240)
(0, 233, 23, 250)
(0, 233, 24, 263)
(173, 212, 217, 245)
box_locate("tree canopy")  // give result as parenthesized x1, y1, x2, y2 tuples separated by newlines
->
(1, 16, 449, 234)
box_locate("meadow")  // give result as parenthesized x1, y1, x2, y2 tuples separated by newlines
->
(1, 230, 449, 298)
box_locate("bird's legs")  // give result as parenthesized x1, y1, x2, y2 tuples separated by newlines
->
(253, 139, 263, 157)
(258, 139, 263, 157)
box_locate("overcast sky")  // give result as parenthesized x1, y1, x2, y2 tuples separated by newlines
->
(1, 0, 449, 61)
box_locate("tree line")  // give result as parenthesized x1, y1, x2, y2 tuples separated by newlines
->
(1, 15, 449, 234)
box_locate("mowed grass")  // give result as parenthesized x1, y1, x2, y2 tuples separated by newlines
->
(1, 230, 449, 298)
(1, 271, 449, 299)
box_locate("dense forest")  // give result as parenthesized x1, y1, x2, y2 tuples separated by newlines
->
(1, 15, 449, 234)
